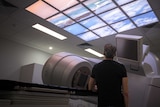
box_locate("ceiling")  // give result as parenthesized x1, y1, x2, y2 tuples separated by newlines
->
(0, 0, 160, 59)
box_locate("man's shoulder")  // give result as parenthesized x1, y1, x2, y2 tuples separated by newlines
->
(93, 61, 104, 68)
(113, 60, 124, 65)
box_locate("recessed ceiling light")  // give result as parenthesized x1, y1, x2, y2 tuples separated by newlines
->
(85, 48, 104, 57)
(49, 46, 53, 50)
(32, 23, 67, 40)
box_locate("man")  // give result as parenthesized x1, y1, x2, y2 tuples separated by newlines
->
(88, 44, 128, 107)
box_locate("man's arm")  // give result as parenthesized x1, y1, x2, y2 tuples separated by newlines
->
(122, 77, 129, 107)
(88, 76, 96, 91)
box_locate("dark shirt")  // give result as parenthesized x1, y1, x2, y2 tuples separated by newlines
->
(91, 60, 127, 107)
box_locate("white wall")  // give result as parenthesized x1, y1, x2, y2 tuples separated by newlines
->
(0, 38, 51, 81)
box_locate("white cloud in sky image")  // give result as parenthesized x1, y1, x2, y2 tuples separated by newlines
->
(122, 0, 151, 17)
(78, 32, 99, 41)
(115, 0, 133, 5)
(93, 26, 116, 37)
(80, 16, 106, 30)
(99, 8, 127, 24)
(47, 14, 74, 28)
(84, 0, 116, 14)
(64, 4, 93, 21)
(111, 20, 136, 32)
(132, 12, 159, 27)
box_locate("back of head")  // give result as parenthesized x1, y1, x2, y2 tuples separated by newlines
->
(104, 44, 116, 59)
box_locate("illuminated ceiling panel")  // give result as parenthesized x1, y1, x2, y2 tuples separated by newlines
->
(83, 0, 116, 14)
(93, 26, 116, 37)
(47, 14, 74, 28)
(111, 19, 136, 32)
(79, 16, 106, 30)
(26, 0, 58, 19)
(99, 8, 127, 24)
(26, 0, 159, 42)
(132, 11, 159, 27)
(44, 0, 78, 11)
(121, 0, 152, 17)
(77, 32, 99, 41)
(64, 23, 87, 35)
(115, 0, 134, 5)
(64, 4, 94, 22)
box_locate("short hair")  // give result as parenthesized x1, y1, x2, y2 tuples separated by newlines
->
(104, 44, 116, 58)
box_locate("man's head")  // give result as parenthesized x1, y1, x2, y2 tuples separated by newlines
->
(104, 44, 116, 59)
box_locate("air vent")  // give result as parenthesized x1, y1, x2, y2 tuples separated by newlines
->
(77, 43, 92, 49)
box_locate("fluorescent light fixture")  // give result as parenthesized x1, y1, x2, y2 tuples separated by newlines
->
(32, 23, 67, 40)
(85, 48, 104, 57)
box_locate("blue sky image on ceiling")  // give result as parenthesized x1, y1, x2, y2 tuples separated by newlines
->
(26, 0, 159, 41)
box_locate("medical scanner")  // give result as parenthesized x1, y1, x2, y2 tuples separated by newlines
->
(42, 52, 101, 89)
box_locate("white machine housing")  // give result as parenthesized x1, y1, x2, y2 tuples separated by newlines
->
(116, 34, 160, 107)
